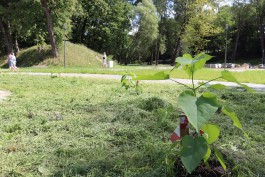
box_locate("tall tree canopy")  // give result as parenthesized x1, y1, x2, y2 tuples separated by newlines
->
(0, 0, 264, 65)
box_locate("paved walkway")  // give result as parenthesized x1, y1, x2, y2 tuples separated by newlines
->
(8, 72, 265, 91)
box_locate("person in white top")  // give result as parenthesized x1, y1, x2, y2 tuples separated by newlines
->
(10, 52, 17, 71)
(7, 52, 13, 70)
(102, 52, 107, 67)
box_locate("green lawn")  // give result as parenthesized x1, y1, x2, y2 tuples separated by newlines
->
(5, 66, 265, 84)
(0, 74, 264, 176)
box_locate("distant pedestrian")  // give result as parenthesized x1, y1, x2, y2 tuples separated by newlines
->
(10, 52, 17, 71)
(102, 52, 107, 67)
(7, 52, 12, 70)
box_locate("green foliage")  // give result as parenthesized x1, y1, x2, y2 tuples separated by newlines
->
(130, 0, 159, 62)
(221, 70, 253, 92)
(121, 74, 142, 94)
(176, 53, 212, 77)
(178, 91, 219, 132)
(181, 0, 222, 53)
(71, 0, 132, 61)
(214, 147, 227, 170)
(171, 52, 252, 173)
(133, 52, 253, 173)
(201, 124, 220, 145)
(180, 136, 208, 173)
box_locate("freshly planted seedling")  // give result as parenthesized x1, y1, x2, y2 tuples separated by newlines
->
(132, 53, 252, 173)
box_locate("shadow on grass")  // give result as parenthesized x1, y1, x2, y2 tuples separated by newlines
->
(1, 47, 52, 68)
(51, 148, 173, 177)
(48, 96, 177, 176)
(16, 47, 52, 67)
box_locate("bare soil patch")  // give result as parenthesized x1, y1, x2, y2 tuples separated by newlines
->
(0, 90, 11, 101)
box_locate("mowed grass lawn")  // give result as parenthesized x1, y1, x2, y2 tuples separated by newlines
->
(14, 66, 265, 84)
(0, 74, 264, 176)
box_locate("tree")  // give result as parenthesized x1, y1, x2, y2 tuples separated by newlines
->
(39, 0, 77, 58)
(0, 0, 13, 53)
(251, 0, 265, 64)
(153, 0, 172, 65)
(131, 0, 159, 63)
(208, 4, 236, 56)
(170, 0, 220, 65)
(40, 0, 58, 58)
(71, 0, 132, 63)
(230, 0, 249, 62)
(181, 0, 221, 54)
(170, 0, 192, 65)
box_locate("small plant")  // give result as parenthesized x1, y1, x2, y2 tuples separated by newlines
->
(133, 53, 253, 174)
(121, 74, 142, 94)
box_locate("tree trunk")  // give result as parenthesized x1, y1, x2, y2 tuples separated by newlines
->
(14, 32, 20, 53)
(170, 12, 188, 66)
(156, 38, 160, 66)
(231, 27, 240, 63)
(170, 25, 185, 66)
(40, 0, 59, 58)
(0, 19, 13, 53)
(150, 47, 153, 65)
(80, 18, 87, 43)
(259, 21, 265, 64)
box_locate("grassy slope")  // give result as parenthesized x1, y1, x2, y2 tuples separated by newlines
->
(0, 74, 264, 176)
(0, 42, 102, 68)
(1, 44, 265, 84)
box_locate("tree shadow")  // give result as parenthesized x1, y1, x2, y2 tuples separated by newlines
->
(16, 47, 52, 67)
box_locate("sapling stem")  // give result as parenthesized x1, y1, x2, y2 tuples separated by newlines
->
(194, 77, 223, 90)
(169, 79, 192, 89)
(191, 67, 196, 96)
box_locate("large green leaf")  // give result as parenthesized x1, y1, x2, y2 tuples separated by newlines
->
(194, 53, 212, 62)
(182, 65, 193, 77)
(221, 70, 254, 92)
(201, 124, 220, 144)
(175, 57, 193, 65)
(178, 91, 219, 132)
(180, 136, 208, 173)
(175, 55, 194, 77)
(176, 53, 213, 77)
(170, 63, 181, 73)
(222, 106, 249, 138)
(222, 106, 242, 129)
(214, 148, 227, 170)
(183, 54, 193, 60)
(192, 53, 212, 73)
(134, 71, 169, 80)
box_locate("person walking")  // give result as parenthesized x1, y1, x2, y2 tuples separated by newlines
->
(7, 52, 13, 70)
(10, 52, 17, 71)
(102, 52, 107, 67)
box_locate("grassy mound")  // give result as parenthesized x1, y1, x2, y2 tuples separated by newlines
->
(0, 43, 102, 68)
